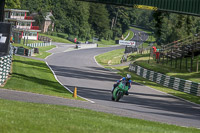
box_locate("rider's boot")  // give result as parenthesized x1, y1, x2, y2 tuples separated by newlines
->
(125, 91, 129, 95)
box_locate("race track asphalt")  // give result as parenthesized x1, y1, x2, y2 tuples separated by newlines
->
(0, 34, 200, 128)
(45, 42, 200, 128)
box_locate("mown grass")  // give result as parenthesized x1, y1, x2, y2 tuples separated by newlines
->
(127, 27, 200, 83)
(95, 49, 125, 66)
(123, 30, 134, 41)
(130, 27, 157, 48)
(81, 39, 119, 47)
(0, 99, 199, 133)
(12, 39, 44, 49)
(17, 39, 43, 45)
(3, 56, 81, 100)
(138, 35, 156, 48)
(134, 54, 200, 83)
(130, 26, 152, 33)
(116, 66, 200, 104)
(34, 45, 56, 59)
(95, 49, 200, 104)
(12, 43, 32, 49)
(99, 39, 117, 45)
(39, 33, 72, 43)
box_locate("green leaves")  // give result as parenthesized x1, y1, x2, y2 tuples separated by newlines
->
(5, 0, 21, 8)
(89, 3, 111, 40)
(17, 0, 132, 41)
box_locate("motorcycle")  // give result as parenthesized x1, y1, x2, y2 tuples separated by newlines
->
(111, 81, 129, 102)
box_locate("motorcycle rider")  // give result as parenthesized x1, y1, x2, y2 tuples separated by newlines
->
(112, 74, 132, 95)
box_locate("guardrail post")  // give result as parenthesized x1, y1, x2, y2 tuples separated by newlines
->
(190, 45, 194, 72)
(171, 47, 172, 67)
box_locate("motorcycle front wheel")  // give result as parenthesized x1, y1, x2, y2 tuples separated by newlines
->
(115, 91, 122, 102)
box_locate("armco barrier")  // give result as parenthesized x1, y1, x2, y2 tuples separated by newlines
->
(0, 46, 13, 85)
(77, 43, 97, 49)
(15, 47, 34, 56)
(25, 42, 51, 47)
(129, 63, 200, 96)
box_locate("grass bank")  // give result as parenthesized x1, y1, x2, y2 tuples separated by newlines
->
(135, 54, 200, 83)
(95, 49, 200, 104)
(13, 39, 43, 45)
(123, 30, 134, 41)
(12, 37, 56, 59)
(84, 39, 119, 47)
(95, 49, 125, 66)
(39, 33, 72, 43)
(12, 39, 43, 49)
(0, 99, 199, 133)
(34, 45, 56, 59)
(130, 27, 157, 48)
(12, 43, 32, 49)
(3, 56, 80, 100)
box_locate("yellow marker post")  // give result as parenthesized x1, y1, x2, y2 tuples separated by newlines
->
(73, 87, 77, 98)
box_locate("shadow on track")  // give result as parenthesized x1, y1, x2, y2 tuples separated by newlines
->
(50, 65, 121, 82)
(66, 85, 200, 121)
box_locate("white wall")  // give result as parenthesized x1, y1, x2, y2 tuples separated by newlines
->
(23, 36, 37, 40)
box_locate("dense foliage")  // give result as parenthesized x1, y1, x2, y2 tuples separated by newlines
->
(5, 0, 200, 44)
(19, 0, 131, 41)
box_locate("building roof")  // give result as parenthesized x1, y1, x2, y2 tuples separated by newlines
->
(5, 18, 35, 22)
(44, 12, 53, 21)
(5, 9, 29, 13)
(13, 28, 41, 32)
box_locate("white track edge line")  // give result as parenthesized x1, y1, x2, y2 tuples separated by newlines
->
(45, 45, 58, 60)
(45, 53, 54, 60)
(94, 51, 200, 107)
(93, 50, 121, 74)
(45, 62, 95, 103)
(137, 82, 200, 107)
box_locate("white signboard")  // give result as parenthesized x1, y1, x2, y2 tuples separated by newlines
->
(119, 40, 136, 46)
(0, 34, 7, 43)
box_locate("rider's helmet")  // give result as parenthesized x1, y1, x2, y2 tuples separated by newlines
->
(126, 74, 131, 80)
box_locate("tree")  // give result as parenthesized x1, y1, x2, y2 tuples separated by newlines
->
(0, 0, 5, 22)
(89, 3, 111, 40)
(5, 0, 21, 9)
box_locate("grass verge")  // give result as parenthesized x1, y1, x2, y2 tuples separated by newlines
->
(34, 45, 56, 59)
(95, 49, 125, 66)
(39, 33, 72, 43)
(124, 30, 134, 41)
(12, 43, 32, 49)
(95, 49, 200, 104)
(0, 99, 199, 133)
(129, 27, 200, 83)
(130, 27, 157, 48)
(116, 66, 200, 104)
(12, 39, 44, 49)
(3, 56, 81, 100)
(134, 54, 200, 83)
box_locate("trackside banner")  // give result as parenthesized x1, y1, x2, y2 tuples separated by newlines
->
(119, 40, 136, 46)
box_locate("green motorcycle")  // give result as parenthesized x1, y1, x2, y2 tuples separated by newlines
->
(112, 81, 129, 102)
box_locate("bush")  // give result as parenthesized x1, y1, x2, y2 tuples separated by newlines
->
(57, 33, 68, 39)
(51, 32, 58, 36)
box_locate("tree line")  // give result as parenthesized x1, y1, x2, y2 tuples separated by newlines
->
(5, 0, 200, 45)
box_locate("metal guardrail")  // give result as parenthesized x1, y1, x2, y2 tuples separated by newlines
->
(25, 42, 52, 47)
(129, 63, 200, 96)
(38, 36, 52, 42)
